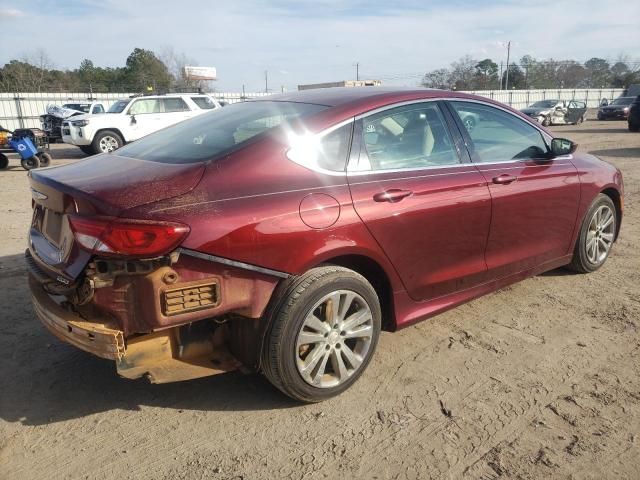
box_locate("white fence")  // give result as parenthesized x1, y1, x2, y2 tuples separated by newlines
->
(462, 88, 626, 110)
(0, 88, 627, 131)
(0, 92, 270, 130)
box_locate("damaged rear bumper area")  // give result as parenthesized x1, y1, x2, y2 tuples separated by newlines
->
(27, 249, 283, 383)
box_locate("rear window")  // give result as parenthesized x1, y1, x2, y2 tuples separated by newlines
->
(116, 101, 328, 164)
(63, 103, 91, 113)
(191, 96, 217, 109)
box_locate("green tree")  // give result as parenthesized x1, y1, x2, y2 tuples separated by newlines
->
(474, 59, 499, 89)
(584, 57, 611, 87)
(124, 47, 172, 92)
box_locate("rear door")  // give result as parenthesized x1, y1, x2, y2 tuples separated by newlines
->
(347, 100, 492, 301)
(160, 97, 193, 127)
(566, 101, 586, 123)
(446, 100, 580, 279)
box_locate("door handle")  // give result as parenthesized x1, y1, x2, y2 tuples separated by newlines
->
(492, 174, 518, 185)
(373, 189, 413, 203)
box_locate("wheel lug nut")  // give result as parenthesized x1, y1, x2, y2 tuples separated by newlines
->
(325, 345, 330, 350)
(340, 331, 345, 336)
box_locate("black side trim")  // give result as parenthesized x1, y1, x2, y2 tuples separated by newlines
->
(177, 248, 291, 279)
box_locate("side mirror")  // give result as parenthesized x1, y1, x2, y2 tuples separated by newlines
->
(550, 138, 577, 156)
(600, 98, 609, 106)
(130, 114, 137, 125)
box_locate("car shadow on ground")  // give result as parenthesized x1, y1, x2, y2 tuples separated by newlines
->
(0, 255, 298, 427)
(589, 148, 640, 158)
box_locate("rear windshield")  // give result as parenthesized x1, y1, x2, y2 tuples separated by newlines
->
(191, 96, 217, 109)
(116, 101, 328, 163)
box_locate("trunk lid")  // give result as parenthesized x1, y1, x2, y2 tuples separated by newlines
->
(28, 154, 205, 282)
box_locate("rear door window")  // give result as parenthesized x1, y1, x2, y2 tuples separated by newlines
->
(162, 97, 190, 112)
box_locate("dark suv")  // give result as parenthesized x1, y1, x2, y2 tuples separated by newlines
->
(628, 96, 640, 132)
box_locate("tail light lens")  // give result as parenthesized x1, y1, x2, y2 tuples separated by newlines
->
(69, 216, 190, 257)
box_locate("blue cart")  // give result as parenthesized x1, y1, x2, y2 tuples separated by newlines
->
(0, 126, 52, 170)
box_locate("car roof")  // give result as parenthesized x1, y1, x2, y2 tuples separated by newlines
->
(263, 87, 456, 107)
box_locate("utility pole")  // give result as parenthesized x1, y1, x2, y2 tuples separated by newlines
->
(354, 62, 360, 81)
(505, 41, 511, 91)
(264, 70, 269, 93)
(499, 62, 503, 90)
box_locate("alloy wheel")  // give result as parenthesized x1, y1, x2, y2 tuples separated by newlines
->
(586, 205, 615, 265)
(99, 135, 119, 152)
(295, 290, 374, 388)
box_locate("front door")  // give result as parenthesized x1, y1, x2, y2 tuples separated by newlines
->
(347, 101, 492, 301)
(447, 100, 581, 279)
(126, 98, 163, 140)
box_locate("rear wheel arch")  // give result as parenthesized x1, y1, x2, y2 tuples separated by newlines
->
(320, 254, 396, 331)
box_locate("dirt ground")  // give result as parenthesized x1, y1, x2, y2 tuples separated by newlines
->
(0, 118, 639, 480)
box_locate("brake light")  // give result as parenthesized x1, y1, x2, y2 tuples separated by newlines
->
(68, 216, 190, 257)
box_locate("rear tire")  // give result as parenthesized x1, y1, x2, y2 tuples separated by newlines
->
(37, 152, 52, 167)
(91, 130, 123, 154)
(21, 156, 40, 170)
(262, 266, 381, 402)
(0, 153, 8, 169)
(568, 194, 617, 273)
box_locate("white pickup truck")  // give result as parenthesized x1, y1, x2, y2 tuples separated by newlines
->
(61, 93, 221, 154)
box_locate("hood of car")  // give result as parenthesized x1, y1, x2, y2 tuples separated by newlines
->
(521, 108, 548, 115)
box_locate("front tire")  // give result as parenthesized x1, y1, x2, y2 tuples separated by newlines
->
(542, 115, 552, 127)
(92, 130, 123, 154)
(568, 194, 617, 273)
(0, 153, 8, 169)
(262, 266, 381, 402)
(629, 121, 639, 132)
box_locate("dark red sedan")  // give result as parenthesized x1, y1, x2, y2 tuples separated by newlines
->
(27, 88, 623, 402)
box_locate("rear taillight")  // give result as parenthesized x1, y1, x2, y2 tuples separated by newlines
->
(68, 216, 190, 257)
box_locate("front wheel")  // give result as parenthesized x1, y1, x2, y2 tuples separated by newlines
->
(21, 156, 40, 170)
(0, 153, 8, 169)
(91, 130, 123, 154)
(568, 194, 617, 273)
(629, 121, 639, 132)
(542, 115, 552, 127)
(262, 266, 381, 402)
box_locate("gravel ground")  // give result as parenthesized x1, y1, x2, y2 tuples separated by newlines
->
(0, 120, 639, 480)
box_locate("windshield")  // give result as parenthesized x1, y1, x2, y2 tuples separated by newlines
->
(530, 100, 557, 108)
(116, 101, 328, 164)
(108, 100, 130, 113)
(611, 97, 634, 106)
(63, 103, 91, 113)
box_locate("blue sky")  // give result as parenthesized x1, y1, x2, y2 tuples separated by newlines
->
(1, 0, 638, 92)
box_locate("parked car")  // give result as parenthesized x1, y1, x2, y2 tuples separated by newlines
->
(28, 88, 623, 402)
(40, 102, 106, 142)
(598, 96, 635, 120)
(61, 93, 221, 155)
(628, 95, 640, 132)
(520, 99, 587, 126)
